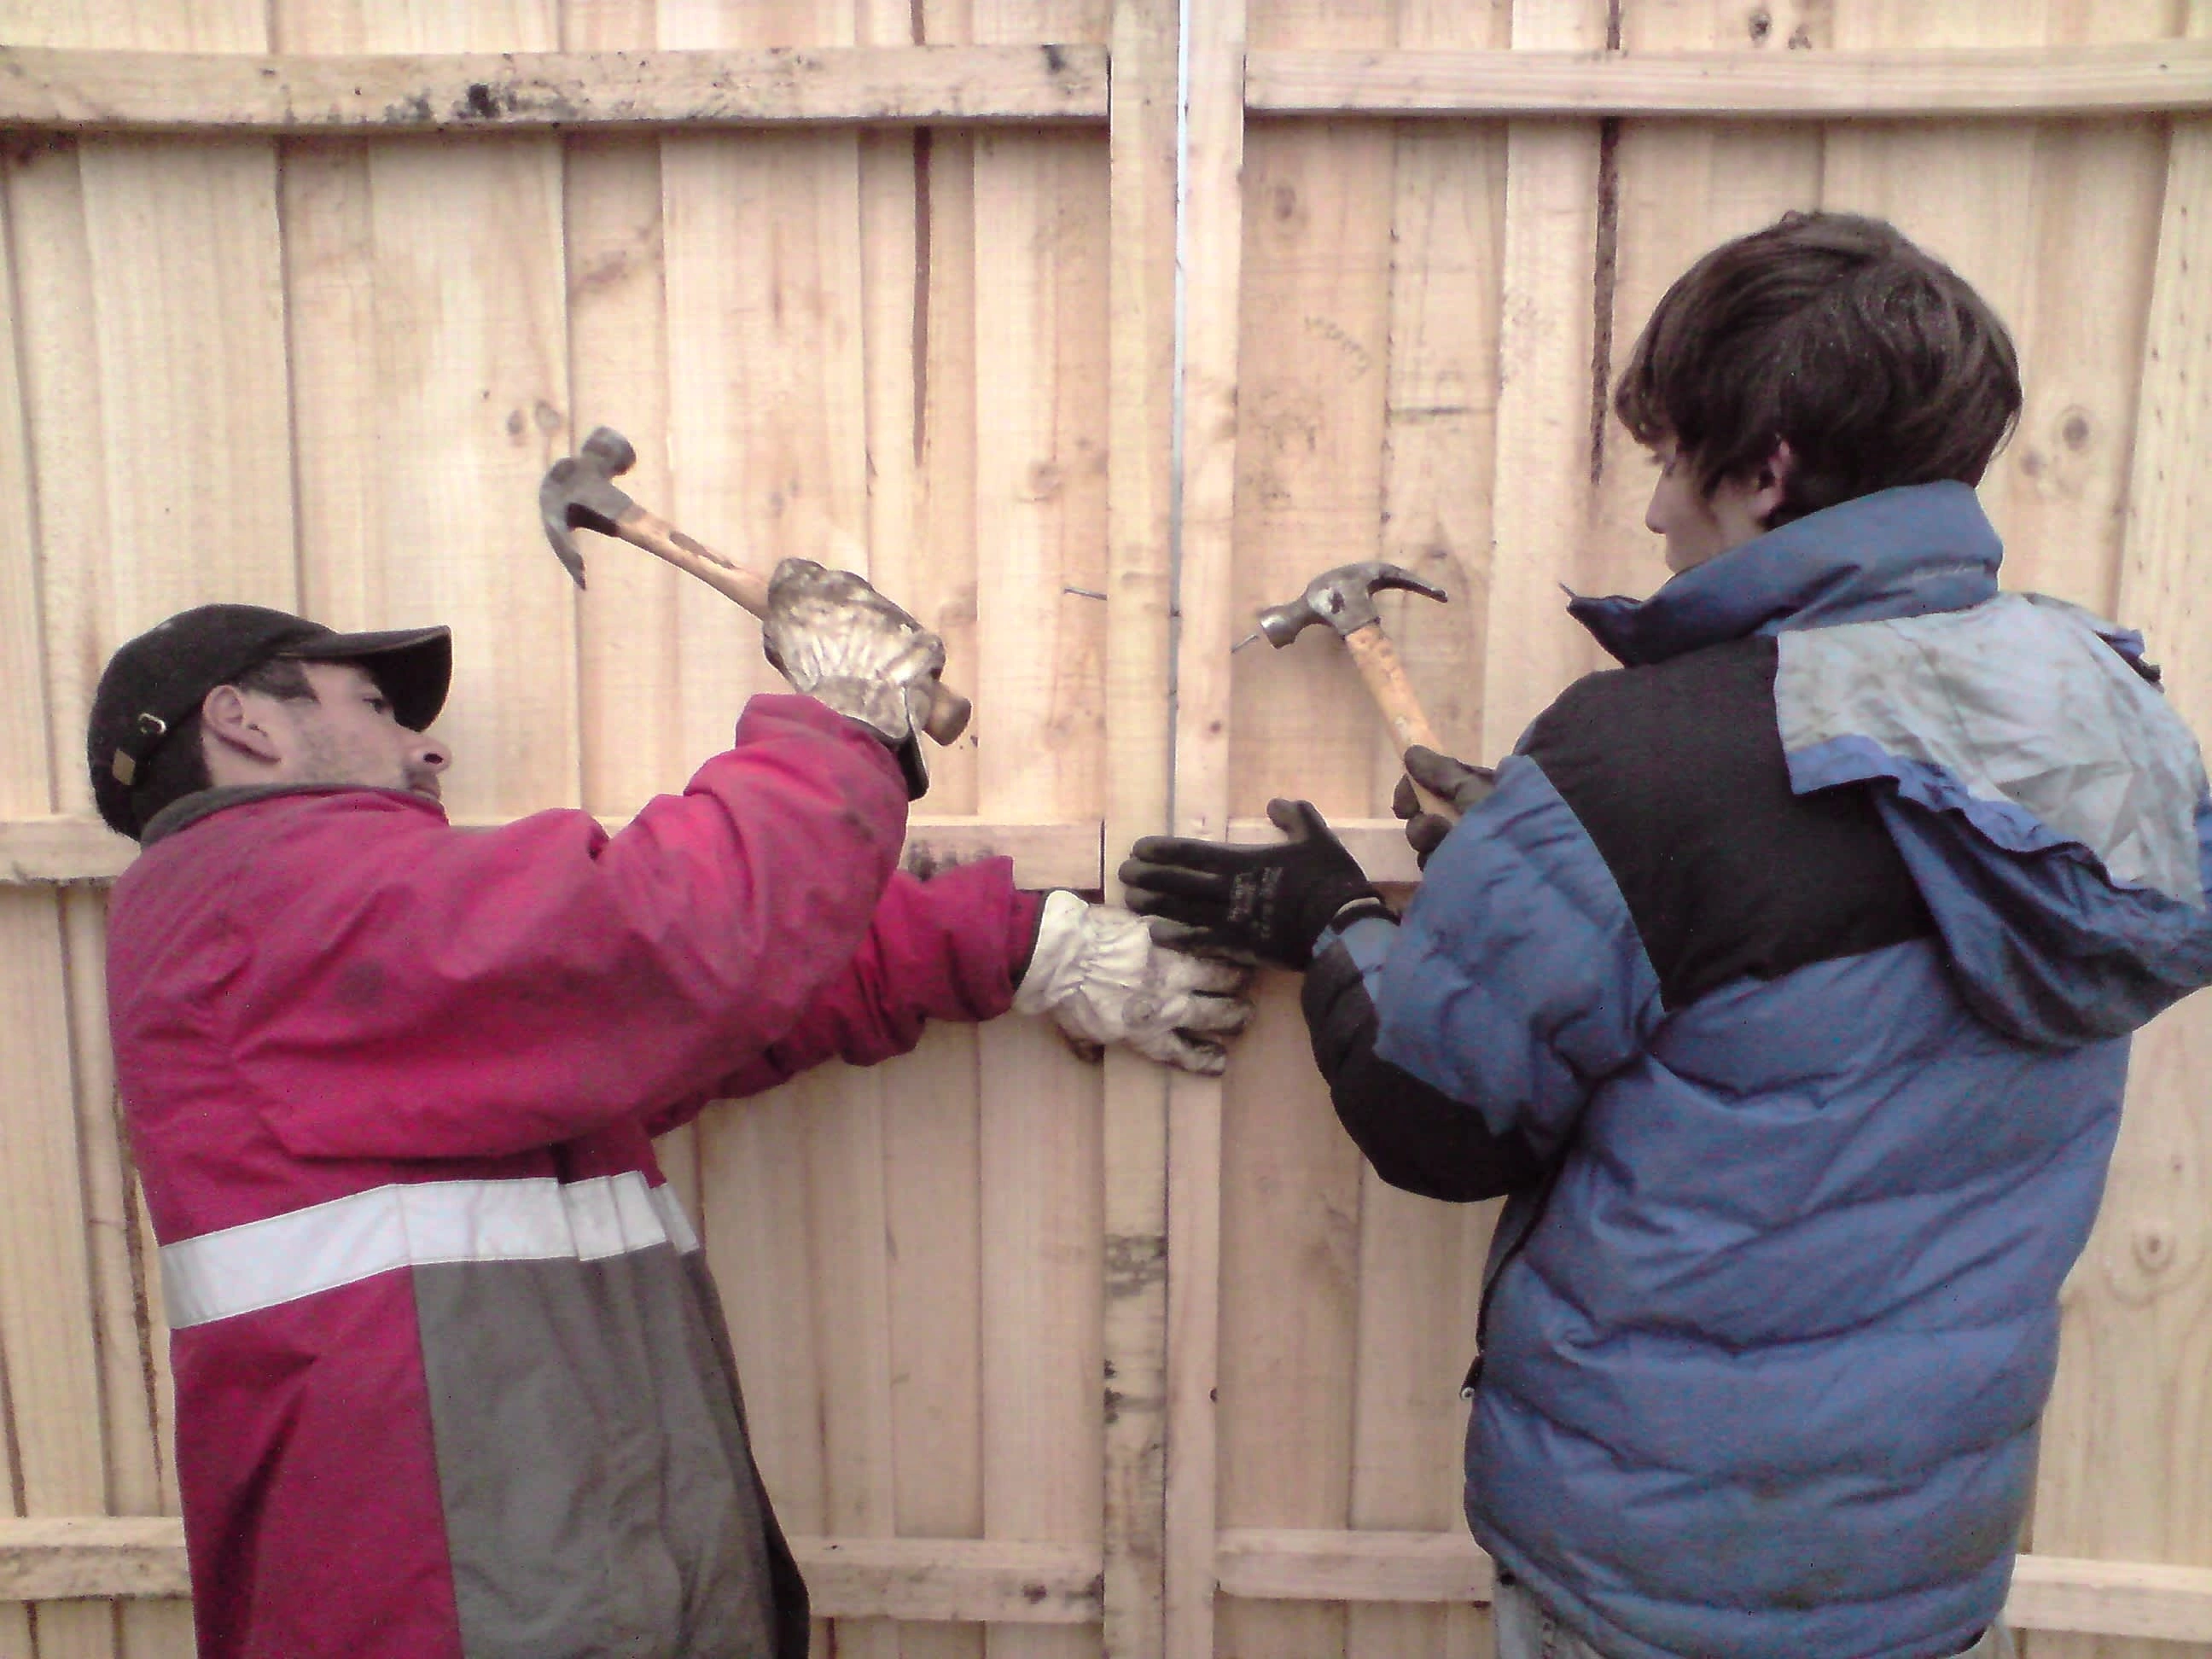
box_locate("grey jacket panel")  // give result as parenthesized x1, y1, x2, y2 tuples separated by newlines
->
(413, 1250, 790, 1658)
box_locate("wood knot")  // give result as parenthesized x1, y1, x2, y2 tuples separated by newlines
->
(2060, 408, 2093, 451)
(2134, 1225, 2176, 1273)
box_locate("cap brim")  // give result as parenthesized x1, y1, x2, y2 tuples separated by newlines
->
(283, 626, 452, 731)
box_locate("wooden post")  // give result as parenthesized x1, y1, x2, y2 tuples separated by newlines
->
(1164, 0, 1246, 1651)
(1103, 1, 1179, 1656)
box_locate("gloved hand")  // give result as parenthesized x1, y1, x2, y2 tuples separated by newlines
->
(762, 556, 946, 799)
(1014, 893, 1254, 1075)
(1392, 745, 1496, 870)
(1117, 799, 1380, 970)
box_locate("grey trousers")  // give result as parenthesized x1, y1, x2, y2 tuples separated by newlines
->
(1493, 1579, 2019, 1659)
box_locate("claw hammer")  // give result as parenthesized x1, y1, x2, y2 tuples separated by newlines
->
(539, 426, 973, 746)
(1245, 561, 1458, 819)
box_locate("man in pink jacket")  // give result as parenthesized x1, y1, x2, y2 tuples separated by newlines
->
(89, 562, 1244, 1659)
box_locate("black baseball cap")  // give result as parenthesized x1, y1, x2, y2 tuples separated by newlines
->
(87, 603, 451, 839)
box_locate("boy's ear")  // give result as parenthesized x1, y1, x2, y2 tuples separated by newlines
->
(201, 684, 283, 765)
(1750, 439, 1795, 521)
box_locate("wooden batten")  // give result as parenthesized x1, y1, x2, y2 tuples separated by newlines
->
(0, 44, 1111, 131)
(1246, 40, 2212, 118)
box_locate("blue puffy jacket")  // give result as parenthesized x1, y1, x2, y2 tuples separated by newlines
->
(1304, 482, 2212, 1658)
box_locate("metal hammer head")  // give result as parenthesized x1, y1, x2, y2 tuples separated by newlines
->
(1254, 561, 1447, 648)
(539, 426, 642, 589)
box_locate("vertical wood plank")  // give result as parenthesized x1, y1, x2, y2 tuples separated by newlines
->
(1101, 0, 1179, 1654)
(655, 9, 888, 1657)
(966, 9, 1111, 1658)
(847, 16, 993, 1659)
(6, 5, 290, 1656)
(1346, 9, 1513, 1654)
(1479, 0, 1616, 763)
(1586, 1, 1825, 597)
(1164, 0, 1248, 1651)
(0, 130, 57, 1659)
(1215, 5, 1400, 1656)
(2034, 8, 2212, 1655)
(882, 1027, 987, 1659)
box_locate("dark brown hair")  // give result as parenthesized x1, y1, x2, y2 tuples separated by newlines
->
(1613, 212, 2021, 524)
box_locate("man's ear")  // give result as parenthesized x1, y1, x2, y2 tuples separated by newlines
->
(1750, 439, 1796, 522)
(200, 684, 283, 765)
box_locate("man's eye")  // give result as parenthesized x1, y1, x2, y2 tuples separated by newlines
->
(369, 697, 390, 713)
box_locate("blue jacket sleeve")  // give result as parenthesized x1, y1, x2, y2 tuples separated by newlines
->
(1303, 911, 1545, 1202)
(1365, 754, 1666, 1161)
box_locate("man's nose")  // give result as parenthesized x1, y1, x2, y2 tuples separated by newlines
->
(414, 735, 451, 773)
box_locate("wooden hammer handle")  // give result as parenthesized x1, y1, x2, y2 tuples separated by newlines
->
(612, 504, 973, 747)
(1341, 620, 1458, 822)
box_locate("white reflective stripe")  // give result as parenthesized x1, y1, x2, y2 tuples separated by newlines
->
(160, 1172, 700, 1330)
(647, 1180, 700, 1255)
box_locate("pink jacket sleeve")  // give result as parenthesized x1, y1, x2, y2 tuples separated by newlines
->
(647, 865, 1045, 1132)
(226, 696, 915, 1160)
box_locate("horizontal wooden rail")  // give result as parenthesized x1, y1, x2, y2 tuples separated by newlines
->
(0, 44, 1106, 132)
(1227, 816, 1422, 884)
(1214, 1530, 2212, 1641)
(1246, 40, 2212, 119)
(6, 41, 2209, 135)
(0, 814, 1429, 890)
(0, 1519, 1102, 1621)
(14, 1520, 2211, 1637)
(0, 814, 1106, 891)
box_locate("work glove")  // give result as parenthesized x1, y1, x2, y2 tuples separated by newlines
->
(1390, 746, 1497, 870)
(1118, 799, 1381, 971)
(1014, 892, 1254, 1075)
(762, 556, 946, 800)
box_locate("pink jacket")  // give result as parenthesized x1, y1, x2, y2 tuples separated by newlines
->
(107, 696, 1040, 1659)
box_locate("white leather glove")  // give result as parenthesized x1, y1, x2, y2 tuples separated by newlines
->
(762, 557, 946, 797)
(1014, 891, 1254, 1075)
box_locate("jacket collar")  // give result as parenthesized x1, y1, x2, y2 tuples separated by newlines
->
(139, 782, 445, 847)
(1566, 481, 2005, 667)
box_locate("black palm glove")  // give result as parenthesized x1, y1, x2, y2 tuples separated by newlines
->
(1119, 799, 1381, 970)
(1391, 745, 1496, 870)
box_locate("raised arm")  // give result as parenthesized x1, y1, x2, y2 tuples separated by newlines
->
(226, 696, 914, 1160)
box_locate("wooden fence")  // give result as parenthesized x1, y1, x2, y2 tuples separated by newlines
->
(1, 2, 2209, 1656)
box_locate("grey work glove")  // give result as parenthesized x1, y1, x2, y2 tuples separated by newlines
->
(1392, 746, 1497, 870)
(763, 556, 946, 800)
(1119, 799, 1380, 971)
(1014, 892, 1254, 1075)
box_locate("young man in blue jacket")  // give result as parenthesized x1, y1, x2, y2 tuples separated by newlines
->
(1122, 212, 2212, 1659)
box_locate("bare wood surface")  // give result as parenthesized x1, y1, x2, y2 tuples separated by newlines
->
(1478, 0, 1613, 765)
(1101, 1, 1179, 1656)
(968, 9, 1112, 1656)
(13, 1516, 2212, 1639)
(0, 43, 1109, 131)
(1163, 0, 1248, 1650)
(1349, 14, 1513, 1656)
(0, 1521, 1103, 1622)
(2032, 8, 2212, 1659)
(1246, 40, 2212, 118)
